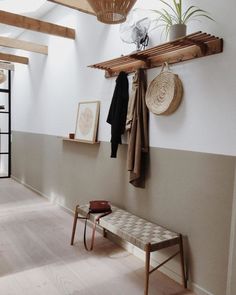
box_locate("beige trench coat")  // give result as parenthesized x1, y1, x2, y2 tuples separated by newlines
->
(126, 69, 149, 188)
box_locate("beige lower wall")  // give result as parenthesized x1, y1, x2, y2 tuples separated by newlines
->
(227, 165, 236, 295)
(12, 131, 236, 295)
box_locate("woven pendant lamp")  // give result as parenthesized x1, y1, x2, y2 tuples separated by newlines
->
(87, 0, 137, 24)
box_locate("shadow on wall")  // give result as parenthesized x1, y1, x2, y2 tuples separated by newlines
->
(62, 140, 101, 158)
(28, 55, 48, 102)
(60, 139, 128, 210)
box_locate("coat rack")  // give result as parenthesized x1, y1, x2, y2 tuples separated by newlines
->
(88, 31, 223, 78)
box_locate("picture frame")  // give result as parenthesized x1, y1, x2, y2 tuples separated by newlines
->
(75, 100, 100, 143)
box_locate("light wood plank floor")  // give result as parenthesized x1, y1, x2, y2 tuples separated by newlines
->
(0, 179, 195, 295)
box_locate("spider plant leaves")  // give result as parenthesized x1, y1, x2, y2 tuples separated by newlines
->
(157, 0, 214, 27)
(182, 6, 196, 23)
(154, 10, 179, 26)
(160, 0, 179, 19)
(146, 0, 214, 40)
(154, 9, 178, 25)
(191, 14, 215, 22)
(162, 9, 176, 24)
(183, 7, 214, 23)
(173, 0, 182, 23)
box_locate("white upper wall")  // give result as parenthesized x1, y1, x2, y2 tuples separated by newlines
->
(11, 0, 236, 156)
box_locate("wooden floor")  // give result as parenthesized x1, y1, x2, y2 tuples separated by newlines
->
(0, 179, 195, 295)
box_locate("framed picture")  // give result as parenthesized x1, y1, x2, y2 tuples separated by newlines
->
(75, 100, 100, 143)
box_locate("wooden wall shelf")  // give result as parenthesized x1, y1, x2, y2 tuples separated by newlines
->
(62, 138, 100, 144)
(88, 31, 223, 78)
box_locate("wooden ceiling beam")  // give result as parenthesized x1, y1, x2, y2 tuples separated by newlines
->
(0, 36, 48, 55)
(0, 52, 29, 65)
(0, 61, 14, 71)
(0, 10, 75, 39)
(47, 0, 95, 15)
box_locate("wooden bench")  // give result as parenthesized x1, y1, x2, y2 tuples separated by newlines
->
(70, 204, 187, 295)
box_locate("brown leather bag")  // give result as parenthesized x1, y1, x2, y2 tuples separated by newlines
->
(89, 200, 111, 213)
(84, 200, 112, 251)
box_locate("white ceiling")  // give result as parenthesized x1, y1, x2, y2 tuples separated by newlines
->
(0, 0, 161, 39)
(0, 0, 50, 14)
(0, 0, 164, 37)
(0, 0, 55, 39)
(0, 0, 161, 54)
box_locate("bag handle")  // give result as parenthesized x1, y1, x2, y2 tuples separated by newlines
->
(83, 213, 96, 251)
(83, 211, 111, 251)
(160, 62, 171, 73)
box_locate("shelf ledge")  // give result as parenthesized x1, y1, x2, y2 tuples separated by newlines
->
(62, 137, 100, 144)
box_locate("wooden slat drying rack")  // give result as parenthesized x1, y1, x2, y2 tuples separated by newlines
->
(88, 31, 223, 78)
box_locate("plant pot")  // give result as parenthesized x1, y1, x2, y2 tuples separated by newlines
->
(169, 24, 187, 41)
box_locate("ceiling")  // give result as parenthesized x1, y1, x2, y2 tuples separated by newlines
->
(0, 0, 56, 38)
(0, 0, 97, 61)
(0, 0, 161, 39)
(0, 0, 161, 59)
(0, 0, 52, 14)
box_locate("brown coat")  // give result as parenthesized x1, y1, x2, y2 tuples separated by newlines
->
(126, 69, 149, 188)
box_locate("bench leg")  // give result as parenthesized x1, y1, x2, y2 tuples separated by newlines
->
(70, 205, 79, 245)
(179, 234, 187, 288)
(144, 244, 151, 295)
(103, 228, 107, 238)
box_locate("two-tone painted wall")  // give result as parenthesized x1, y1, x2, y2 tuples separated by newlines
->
(10, 1, 236, 294)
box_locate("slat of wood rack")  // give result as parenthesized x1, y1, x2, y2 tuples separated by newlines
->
(88, 32, 223, 78)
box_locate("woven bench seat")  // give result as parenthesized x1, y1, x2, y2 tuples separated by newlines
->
(71, 203, 187, 295)
(77, 204, 179, 251)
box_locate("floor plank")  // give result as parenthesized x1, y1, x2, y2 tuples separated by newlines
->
(0, 179, 195, 295)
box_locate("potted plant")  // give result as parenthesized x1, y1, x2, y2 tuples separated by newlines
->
(154, 0, 214, 41)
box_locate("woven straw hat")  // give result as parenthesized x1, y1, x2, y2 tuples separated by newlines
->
(145, 63, 183, 115)
(0, 70, 6, 84)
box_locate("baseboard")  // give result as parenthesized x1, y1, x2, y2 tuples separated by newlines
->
(11, 176, 214, 295)
(11, 176, 74, 216)
(190, 283, 214, 295)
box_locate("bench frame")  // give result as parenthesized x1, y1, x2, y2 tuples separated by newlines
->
(70, 204, 187, 295)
